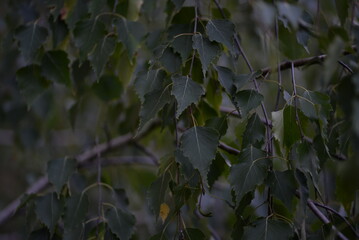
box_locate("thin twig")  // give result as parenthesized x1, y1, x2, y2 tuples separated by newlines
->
(0, 121, 160, 225)
(313, 202, 359, 238)
(132, 142, 159, 166)
(259, 46, 357, 77)
(213, 0, 271, 155)
(338, 60, 354, 74)
(218, 142, 241, 155)
(307, 199, 349, 240)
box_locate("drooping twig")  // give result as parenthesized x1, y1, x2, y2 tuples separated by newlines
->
(132, 142, 159, 166)
(313, 201, 359, 238)
(213, 0, 271, 155)
(0, 121, 160, 225)
(307, 199, 349, 240)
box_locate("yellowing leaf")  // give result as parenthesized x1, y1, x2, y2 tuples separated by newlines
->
(159, 203, 170, 223)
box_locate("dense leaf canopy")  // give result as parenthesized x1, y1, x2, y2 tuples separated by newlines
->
(0, 0, 358, 239)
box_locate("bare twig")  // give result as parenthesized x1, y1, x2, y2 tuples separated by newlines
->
(213, 0, 271, 155)
(313, 201, 359, 238)
(0, 121, 160, 225)
(218, 142, 241, 155)
(132, 142, 159, 166)
(307, 199, 349, 240)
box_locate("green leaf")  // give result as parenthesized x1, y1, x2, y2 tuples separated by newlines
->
(278, 22, 306, 59)
(206, 19, 235, 51)
(183, 228, 206, 239)
(283, 106, 301, 149)
(16, 65, 50, 107)
(169, 24, 193, 62)
(92, 75, 123, 102)
(273, 106, 302, 149)
(207, 153, 226, 188)
(88, 0, 109, 17)
(147, 173, 170, 220)
(232, 90, 263, 118)
(171, 75, 205, 118)
(48, 0, 64, 20)
(15, 23, 48, 61)
(28, 228, 50, 240)
(295, 142, 320, 185)
(192, 34, 220, 74)
(229, 146, 269, 203)
(242, 113, 265, 147)
(47, 158, 77, 194)
(267, 170, 296, 210)
(63, 225, 83, 240)
(134, 69, 166, 102)
(105, 207, 136, 240)
(159, 47, 182, 73)
(299, 90, 332, 137)
(205, 116, 228, 137)
(335, 0, 349, 26)
(116, 18, 146, 58)
(171, 0, 185, 10)
(276, 2, 302, 29)
(243, 218, 293, 240)
(65, 0, 88, 30)
(149, 233, 168, 240)
(74, 19, 106, 61)
(42, 50, 71, 86)
(175, 149, 200, 187)
(49, 17, 68, 48)
(295, 169, 308, 218)
(215, 66, 237, 95)
(64, 193, 88, 229)
(139, 85, 172, 130)
(180, 126, 219, 183)
(35, 193, 63, 236)
(89, 35, 117, 78)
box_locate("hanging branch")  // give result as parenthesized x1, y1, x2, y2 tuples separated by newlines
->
(0, 121, 160, 225)
(212, 0, 271, 155)
(260, 45, 357, 78)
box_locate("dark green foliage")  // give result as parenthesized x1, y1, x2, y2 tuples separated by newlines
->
(2, 0, 359, 239)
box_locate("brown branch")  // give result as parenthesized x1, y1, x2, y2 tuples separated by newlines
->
(0, 121, 160, 225)
(260, 46, 357, 77)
